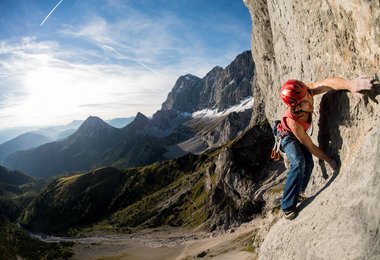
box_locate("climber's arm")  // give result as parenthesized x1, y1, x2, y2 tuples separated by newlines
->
(306, 77, 372, 96)
(286, 118, 337, 170)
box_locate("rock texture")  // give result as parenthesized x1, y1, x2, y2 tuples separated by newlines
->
(244, 0, 380, 259)
(205, 123, 274, 231)
(161, 74, 202, 112)
(162, 50, 254, 112)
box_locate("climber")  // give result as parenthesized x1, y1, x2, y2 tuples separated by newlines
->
(274, 76, 373, 220)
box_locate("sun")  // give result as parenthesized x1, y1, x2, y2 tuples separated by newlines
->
(23, 67, 80, 118)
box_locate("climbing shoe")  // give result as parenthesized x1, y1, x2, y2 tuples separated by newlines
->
(297, 193, 307, 203)
(283, 207, 298, 220)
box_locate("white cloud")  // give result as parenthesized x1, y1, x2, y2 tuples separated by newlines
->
(0, 38, 178, 128)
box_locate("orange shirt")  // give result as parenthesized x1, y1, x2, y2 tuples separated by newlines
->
(277, 107, 311, 134)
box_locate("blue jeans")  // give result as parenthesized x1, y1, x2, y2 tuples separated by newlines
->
(280, 135, 314, 211)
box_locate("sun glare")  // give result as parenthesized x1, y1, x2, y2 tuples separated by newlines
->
(24, 67, 83, 118)
(15, 62, 165, 127)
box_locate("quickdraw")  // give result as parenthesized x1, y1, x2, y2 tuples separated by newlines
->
(271, 134, 283, 161)
(271, 120, 284, 161)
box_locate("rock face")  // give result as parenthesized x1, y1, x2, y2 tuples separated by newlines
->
(162, 51, 254, 112)
(161, 74, 202, 112)
(245, 0, 379, 122)
(205, 123, 274, 230)
(244, 0, 380, 259)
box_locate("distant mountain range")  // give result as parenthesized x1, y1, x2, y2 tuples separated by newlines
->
(0, 117, 135, 145)
(0, 117, 135, 164)
(0, 133, 52, 163)
(4, 51, 255, 178)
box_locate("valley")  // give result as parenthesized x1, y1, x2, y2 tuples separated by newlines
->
(30, 224, 260, 260)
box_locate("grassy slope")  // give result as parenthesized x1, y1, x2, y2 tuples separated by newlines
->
(20, 150, 219, 235)
(21, 122, 273, 235)
(0, 166, 47, 222)
(0, 215, 74, 260)
(0, 167, 74, 259)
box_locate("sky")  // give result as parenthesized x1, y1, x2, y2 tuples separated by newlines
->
(0, 0, 252, 129)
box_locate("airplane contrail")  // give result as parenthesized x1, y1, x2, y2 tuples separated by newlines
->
(40, 0, 64, 26)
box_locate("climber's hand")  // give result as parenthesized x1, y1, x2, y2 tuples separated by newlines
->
(350, 76, 373, 93)
(327, 158, 338, 171)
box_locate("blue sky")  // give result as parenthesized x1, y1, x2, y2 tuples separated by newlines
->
(0, 0, 251, 129)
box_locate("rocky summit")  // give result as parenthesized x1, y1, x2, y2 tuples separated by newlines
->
(162, 50, 254, 112)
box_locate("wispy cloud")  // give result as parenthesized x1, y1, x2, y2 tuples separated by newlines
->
(58, 8, 224, 76)
(0, 38, 177, 128)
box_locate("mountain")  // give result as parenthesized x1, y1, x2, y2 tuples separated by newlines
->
(20, 122, 274, 234)
(161, 74, 202, 112)
(162, 50, 254, 112)
(32, 120, 84, 140)
(109, 51, 254, 167)
(0, 165, 34, 189)
(0, 127, 37, 144)
(0, 133, 52, 163)
(72, 116, 116, 138)
(4, 117, 122, 178)
(4, 51, 255, 178)
(0, 164, 74, 258)
(0, 165, 46, 222)
(0, 117, 133, 146)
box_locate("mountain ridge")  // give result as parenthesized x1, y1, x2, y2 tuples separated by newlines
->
(4, 51, 254, 178)
(19, 121, 274, 234)
(0, 133, 52, 163)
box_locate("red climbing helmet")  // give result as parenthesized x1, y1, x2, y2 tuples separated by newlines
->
(280, 79, 308, 106)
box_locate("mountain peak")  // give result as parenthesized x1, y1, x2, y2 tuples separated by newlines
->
(82, 116, 110, 127)
(160, 51, 253, 113)
(161, 74, 202, 112)
(74, 116, 114, 136)
(205, 66, 223, 78)
(135, 112, 148, 120)
(126, 112, 150, 129)
(133, 112, 149, 125)
(179, 74, 200, 82)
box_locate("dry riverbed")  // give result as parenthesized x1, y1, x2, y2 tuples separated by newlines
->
(32, 224, 259, 259)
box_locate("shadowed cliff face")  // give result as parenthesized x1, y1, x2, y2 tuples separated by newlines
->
(244, 0, 379, 259)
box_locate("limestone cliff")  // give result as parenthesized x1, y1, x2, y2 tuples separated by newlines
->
(161, 50, 254, 112)
(243, 0, 379, 259)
